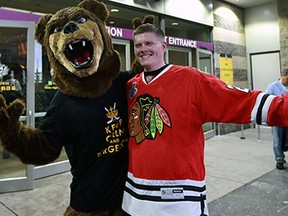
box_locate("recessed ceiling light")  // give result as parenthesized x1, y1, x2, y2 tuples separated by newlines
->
(109, 21, 115, 24)
(171, 22, 179, 26)
(110, 9, 119, 13)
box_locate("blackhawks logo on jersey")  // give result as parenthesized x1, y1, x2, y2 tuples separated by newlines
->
(129, 94, 171, 144)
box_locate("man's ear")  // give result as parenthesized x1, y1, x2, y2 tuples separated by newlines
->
(35, 14, 52, 45)
(162, 41, 167, 53)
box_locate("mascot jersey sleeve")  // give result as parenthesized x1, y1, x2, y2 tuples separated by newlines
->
(39, 72, 132, 212)
(123, 64, 288, 216)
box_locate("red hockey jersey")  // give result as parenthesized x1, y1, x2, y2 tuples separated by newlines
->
(123, 65, 287, 216)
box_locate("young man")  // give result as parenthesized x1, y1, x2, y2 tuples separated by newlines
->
(266, 69, 288, 169)
(122, 23, 288, 216)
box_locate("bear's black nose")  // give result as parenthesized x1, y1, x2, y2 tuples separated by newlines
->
(64, 23, 79, 34)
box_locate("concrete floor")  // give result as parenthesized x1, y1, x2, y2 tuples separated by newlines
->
(0, 126, 287, 216)
(209, 169, 288, 216)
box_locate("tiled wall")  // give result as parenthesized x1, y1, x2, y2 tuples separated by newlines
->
(212, 1, 249, 134)
(213, 1, 247, 88)
(278, 0, 288, 70)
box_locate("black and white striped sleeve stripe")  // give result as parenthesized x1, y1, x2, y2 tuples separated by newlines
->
(251, 93, 275, 125)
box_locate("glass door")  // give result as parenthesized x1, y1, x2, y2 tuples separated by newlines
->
(0, 20, 35, 192)
(166, 46, 192, 67)
(196, 48, 215, 139)
(112, 38, 131, 71)
(33, 41, 70, 180)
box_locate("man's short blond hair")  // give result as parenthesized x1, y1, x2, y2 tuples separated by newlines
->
(133, 23, 165, 41)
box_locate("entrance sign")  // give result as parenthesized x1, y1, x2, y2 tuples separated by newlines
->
(106, 26, 214, 51)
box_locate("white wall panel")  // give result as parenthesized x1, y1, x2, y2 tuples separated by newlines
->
(245, 2, 280, 53)
(109, 0, 213, 26)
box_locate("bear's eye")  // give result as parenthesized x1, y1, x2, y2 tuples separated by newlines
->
(76, 17, 87, 24)
(53, 27, 62, 33)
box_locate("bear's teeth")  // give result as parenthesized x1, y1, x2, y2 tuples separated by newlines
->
(68, 44, 73, 50)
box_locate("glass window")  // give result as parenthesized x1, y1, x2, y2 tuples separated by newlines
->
(34, 44, 68, 168)
(0, 27, 27, 179)
(168, 49, 190, 66)
(113, 43, 127, 71)
(165, 17, 212, 42)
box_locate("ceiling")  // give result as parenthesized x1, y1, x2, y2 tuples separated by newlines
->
(0, 0, 277, 43)
(0, 0, 277, 15)
(222, 0, 275, 8)
(0, 0, 87, 14)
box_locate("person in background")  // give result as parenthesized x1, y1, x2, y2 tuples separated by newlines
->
(1, 70, 23, 159)
(266, 69, 288, 170)
(122, 23, 288, 216)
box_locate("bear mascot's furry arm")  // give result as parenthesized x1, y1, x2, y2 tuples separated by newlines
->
(0, 0, 133, 215)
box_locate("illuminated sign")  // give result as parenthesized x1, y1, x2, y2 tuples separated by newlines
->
(44, 80, 58, 90)
(106, 26, 133, 40)
(106, 26, 214, 51)
(0, 82, 16, 92)
(166, 36, 197, 48)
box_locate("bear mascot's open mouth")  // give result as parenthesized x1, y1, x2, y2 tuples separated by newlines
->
(64, 39, 94, 69)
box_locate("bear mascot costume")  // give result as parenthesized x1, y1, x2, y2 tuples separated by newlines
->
(0, 0, 135, 215)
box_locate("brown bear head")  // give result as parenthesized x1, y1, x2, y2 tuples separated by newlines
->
(35, 0, 120, 98)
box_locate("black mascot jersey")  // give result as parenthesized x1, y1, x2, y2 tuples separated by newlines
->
(39, 72, 132, 212)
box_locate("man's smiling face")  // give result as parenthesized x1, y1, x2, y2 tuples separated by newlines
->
(134, 32, 166, 71)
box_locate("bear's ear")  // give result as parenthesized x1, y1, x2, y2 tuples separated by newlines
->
(35, 14, 52, 45)
(132, 17, 142, 30)
(132, 15, 155, 30)
(142, 15, 155, 25)
(78, 0, 109, 22)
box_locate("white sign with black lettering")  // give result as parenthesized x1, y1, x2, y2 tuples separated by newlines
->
(160, 187, 184, 200)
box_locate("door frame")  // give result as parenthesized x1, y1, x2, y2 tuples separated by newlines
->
(196, 48, 214, 74)
(112, 38, 131, 71)
(0, 20, 35, 192)
(196, 48, 216, 139)
(166, 46, 192, 67)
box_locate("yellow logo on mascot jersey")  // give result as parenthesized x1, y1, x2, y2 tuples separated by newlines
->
(97, 102, 127, 158)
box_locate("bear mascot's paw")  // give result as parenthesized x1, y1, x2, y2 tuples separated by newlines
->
(0, 92, 60, 165)
(0, 95, 25, 150)
(0, 94, 24, 136)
